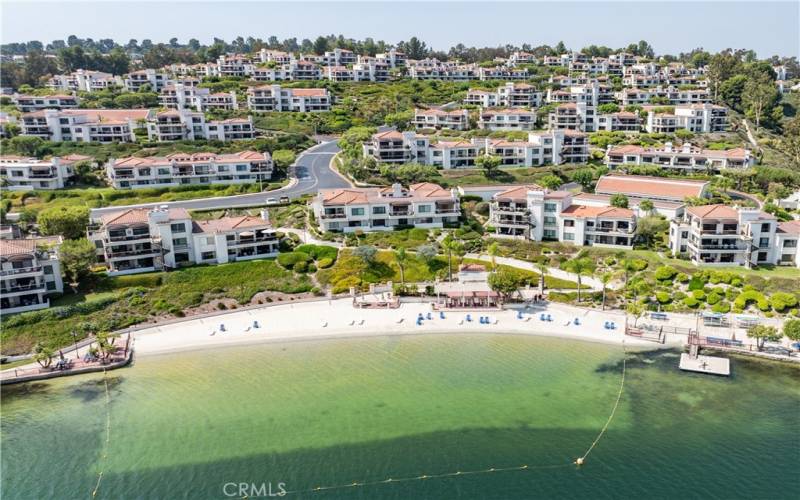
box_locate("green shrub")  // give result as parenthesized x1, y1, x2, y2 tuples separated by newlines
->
(676, 272, 690, 283)
(734, 289, 770, 312)
(295, 244, 338, 262)
(692, 290, 706, 301)
(687, 276, 705, 291)
(317, 257, 334, 269)
(654, 266, 678, 281)
(630, 259, 648, 272)
(706, 292, 722, 305)
(770, 292, 798, 312)
(293, 260, 309, 273)
(655, 291, 671, 304)
(683, 296, 700, 308)
(277, 251, 311, 269)
(712, 301, 731, 313)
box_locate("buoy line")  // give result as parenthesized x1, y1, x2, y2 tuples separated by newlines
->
(576, 340, 627, 466)
(91, 370, 112, 498)
(286, 341, 629, 495)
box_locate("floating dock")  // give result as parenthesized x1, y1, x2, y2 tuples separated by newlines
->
(679, 353, 730, 376)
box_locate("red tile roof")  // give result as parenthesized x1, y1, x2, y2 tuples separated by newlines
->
(560, 205, 635, 219)
(595, 174, 708, 200)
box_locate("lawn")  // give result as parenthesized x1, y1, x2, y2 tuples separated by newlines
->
(438, 165, 587, 187)
(0, 259, 313, 355)
(316, 249, 581, 294)
(360, 227, 438, 249)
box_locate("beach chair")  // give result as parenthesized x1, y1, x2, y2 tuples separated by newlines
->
(440, 312, 446, 320)
(458, 319, 464, 325)
(396, 318, 404, 324)
(219, 324, 226, 332)
(416, 317, 424, 326)
(321, 321, 328, 328)
(426, 312, 433, 320)
(466, 314, 473, 322)
(210, 330, 216, 336)
(574, 318, 581, 326)
(517, 311, 524, 320)
(539, 313, 546, 321)
(358, 319, 365, 325)
(546, 314, 553, 322)
(245, 326, 251, 332)
(479, 316, 485, 324)
(524, 316, 532, 322)
(349, 320, 355, 326)
(493, 318, 499, 325)
(253, 320, 260, 329)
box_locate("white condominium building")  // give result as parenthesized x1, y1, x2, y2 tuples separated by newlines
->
(106, 151, 272, 189)
(313, 183, 461, 233)
(489, 185, 636, 248)
(605, 142, 754, 171)
(320, 48, 357, 66)
(548, 102, 596, 132)
(478, 66, 529, 80)
(20, 109, 153, 142)
(246, 85, 332, 112)
(375, 48, 407, 68)
(546, 82, 600, 107)
(464, 82, 543, 108)
(617, 86, 710, 106)
(146, 109, 256, 142)
(478, 108, 537, 131)
(775, 221, 800, 267)
(14, 94, 80, 112)
(159, 84, 238, 112)
(0, 236, 63, 314)
(46, 69, 121, 92)
(88, 207, 279, 275)
(644, 103, 728, 134)
(124, 69, 170, 92)
(362, 129, 589, 168)
(596, 111, 642, 131)
(669, 205, 783, 268)
(413, 107, 470, 130)
(0, 154, 92, 190)
(508, 51, 537, 65)
(259, 49, 295, 65)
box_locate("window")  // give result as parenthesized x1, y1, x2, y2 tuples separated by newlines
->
(563, 219, 575, 227)
(758, 251, 768, 262)
(205, 236, 215, 245)
(201, 251, 216, 260)
(759, 237, 770, 248)
(544, 203, 557, 212)
(372, 206, 386, 215)
(783, 239, 798, 248)
(761, 224, 771, 233)
(43, 265, 53, 275)
(563, 232, 575, 241)
(170, 223, 186, 233)
(418, 205, 431, 213)
(681, 231, 688, 238)
(236, 164, 248, 172)
(351, 208, 365, 216)
(47, 281, 56, 291)
(172, 237, 188, 247)
(544, 216, 556, 225)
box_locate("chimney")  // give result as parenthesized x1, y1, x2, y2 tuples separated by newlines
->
(392, 183, 403, 197)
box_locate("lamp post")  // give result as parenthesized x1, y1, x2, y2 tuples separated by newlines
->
(71, 331, 80, 360)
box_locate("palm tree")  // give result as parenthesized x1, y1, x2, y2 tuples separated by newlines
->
(487, 242, 499, 273)
(96, 332, 119, 361)
(600, 272, 613, 310)
(441, 236, 464, 282)
(395, 247, 408, 285)
(717, 176, 734, 195)
(564, 257, 596, 303)
(536, 259, 549, 294)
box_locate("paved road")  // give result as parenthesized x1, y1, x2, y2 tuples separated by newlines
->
(89, 141, 348, 218)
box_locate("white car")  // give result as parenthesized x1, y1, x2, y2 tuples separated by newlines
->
(265, 197, 278, 205)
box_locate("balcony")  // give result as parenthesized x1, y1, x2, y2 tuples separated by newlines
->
(107, 248, 159, 259)
(106, 233, 151, 243)
(0, 266, 43, 277)
(491, 202, 528, 213)
(589, 225, 634, 234)
(321, 212, 346, 220)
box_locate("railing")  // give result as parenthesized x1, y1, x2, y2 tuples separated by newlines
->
(106, 248, 158, 258)
(435, 209, 460, 214)
(589, 226, 634, 234)
(1, 283, 45, 293)
(321, 213, 346, 219)
(106, 234, 151, 242)
(491, 203, 528, 213)
(0, 266, 42, 277)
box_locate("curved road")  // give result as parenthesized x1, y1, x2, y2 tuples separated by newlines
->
(89, 141, 348, 218)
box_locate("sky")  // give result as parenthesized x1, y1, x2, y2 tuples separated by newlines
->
(1, 1, 798, 58)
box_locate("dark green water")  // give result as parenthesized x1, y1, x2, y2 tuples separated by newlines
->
(2, 334, 799, 499)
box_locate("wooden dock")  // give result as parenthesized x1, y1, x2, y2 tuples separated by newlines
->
(679, 353, 730, 376)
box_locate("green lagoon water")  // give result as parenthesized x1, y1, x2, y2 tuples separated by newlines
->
(2, 334, 799, 499)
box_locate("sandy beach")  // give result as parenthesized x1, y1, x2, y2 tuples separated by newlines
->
(132, 298, 680, 356)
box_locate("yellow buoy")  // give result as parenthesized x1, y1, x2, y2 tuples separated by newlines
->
(575, 458, 585, 466)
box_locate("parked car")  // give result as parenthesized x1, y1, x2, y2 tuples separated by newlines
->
(279, 196, 290, 204)
(265, 197, 278, 205)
